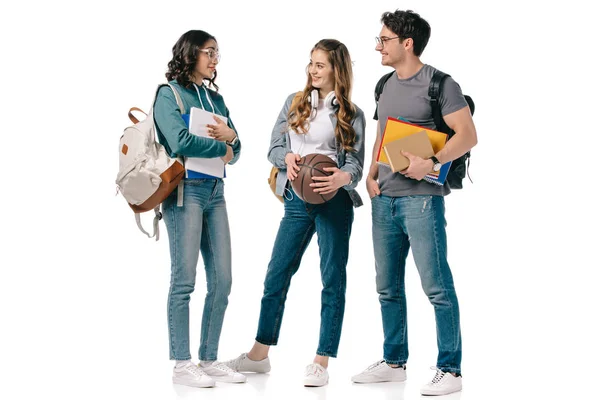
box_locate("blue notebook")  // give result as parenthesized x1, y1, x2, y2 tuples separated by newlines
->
(424, 161, 451, 186)
(181, 114, 225, 179)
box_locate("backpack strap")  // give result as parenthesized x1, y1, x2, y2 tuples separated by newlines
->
(166, 84, 186, 208)
(373, 72, 394, 119)
(135, 206, 162, 241)
(429, 70, 473, 185)
(154, 83, 185, 111)
(429, 70, 451, 135)
(128, 107, 147, 124)
(156, 83, 186, 208)
(464, 95, 475, 116)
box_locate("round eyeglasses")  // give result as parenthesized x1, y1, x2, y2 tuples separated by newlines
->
(199, 48, 220, 62)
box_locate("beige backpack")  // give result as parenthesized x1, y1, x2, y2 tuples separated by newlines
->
(116, 84, 185, 240)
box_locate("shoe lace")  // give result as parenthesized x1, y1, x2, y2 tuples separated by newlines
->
(229, 354, 246, 371)
(305, 364, 324, 377)
(214, 362, 237, 374)
(430, 367, 446, 385)
(366, 359, 386, 371)
(185, 363, 205, 377)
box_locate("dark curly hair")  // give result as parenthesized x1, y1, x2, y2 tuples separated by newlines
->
(166, 30, 219, 90)
(381, 10, 431, 57)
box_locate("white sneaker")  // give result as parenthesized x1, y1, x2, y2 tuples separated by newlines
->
(303, 363, 329, 387)
(222, 353, 271, 373)
(200, 361, 247, 383)
(351, 359, 407, 383)
(420, 367, 462, 396)
(172, 361, 215, 388)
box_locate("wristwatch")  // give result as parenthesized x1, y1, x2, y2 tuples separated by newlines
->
(227, 135, 239, 146)
(429, 156, 442, 172)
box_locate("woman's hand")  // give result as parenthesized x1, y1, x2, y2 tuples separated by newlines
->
(207, 115, 236, 142)
(221, 144, 233, 164)
(310, 167, 351, 195)
(285, 153, 301, 181)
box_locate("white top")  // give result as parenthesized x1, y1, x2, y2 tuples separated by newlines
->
(289, 100, 337, 162)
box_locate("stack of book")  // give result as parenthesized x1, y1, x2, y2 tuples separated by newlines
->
(181, 107, 227, 178)
(377, 117, 451, 186)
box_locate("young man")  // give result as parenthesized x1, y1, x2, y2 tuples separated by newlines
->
(351, 10, 477, 396)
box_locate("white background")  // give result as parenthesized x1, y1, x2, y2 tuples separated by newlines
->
(1, 0, 599, 399)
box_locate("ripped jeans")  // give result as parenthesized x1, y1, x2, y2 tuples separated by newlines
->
(371, 194, 462, 374)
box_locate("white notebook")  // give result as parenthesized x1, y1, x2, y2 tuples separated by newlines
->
(185, 107, 228, 178)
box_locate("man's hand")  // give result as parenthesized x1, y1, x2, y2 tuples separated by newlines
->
(366, 176, 381, 199)
(399, 151, 433, 181)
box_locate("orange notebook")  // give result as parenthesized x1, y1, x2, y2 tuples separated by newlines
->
(377, 117, 448, 166)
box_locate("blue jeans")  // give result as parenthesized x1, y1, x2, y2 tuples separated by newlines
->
(256, 189, 354, 357)
(162, 179, 232, 361)
(371, 194, 462, 374)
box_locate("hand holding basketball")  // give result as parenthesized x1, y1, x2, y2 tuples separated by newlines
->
(290, 153, 340, 204)
(310, 167, 351, 195)
(285, 152, 301, 181)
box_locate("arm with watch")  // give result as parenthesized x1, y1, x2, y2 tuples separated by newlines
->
(206, 111, 242, 165)
(399, 105, 477, 181)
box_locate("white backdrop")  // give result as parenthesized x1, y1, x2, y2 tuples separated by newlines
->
(1, 0, 599, 399)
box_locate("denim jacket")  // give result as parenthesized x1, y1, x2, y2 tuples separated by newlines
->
(268, 92, 366, 207)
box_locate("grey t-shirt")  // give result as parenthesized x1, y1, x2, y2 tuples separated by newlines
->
(375, 64, 468, 197)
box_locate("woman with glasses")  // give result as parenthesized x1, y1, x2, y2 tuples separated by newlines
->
(224, 39, 366, 387)
(153, 30, 245, 388)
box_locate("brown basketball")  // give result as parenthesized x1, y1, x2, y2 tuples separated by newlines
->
(291, 153, 338, 204)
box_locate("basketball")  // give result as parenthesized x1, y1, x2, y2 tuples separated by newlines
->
(291, 153, 338, 204)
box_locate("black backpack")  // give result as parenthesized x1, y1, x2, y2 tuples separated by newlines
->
(374, 70, 474, 189)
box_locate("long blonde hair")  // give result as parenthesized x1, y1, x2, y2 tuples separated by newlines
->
(287, 39, 357, 152)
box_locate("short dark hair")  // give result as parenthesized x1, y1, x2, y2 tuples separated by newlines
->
(166, 30, 218, 90)
(381, 10, 431, 57)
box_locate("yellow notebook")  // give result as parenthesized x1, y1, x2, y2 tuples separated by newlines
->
(377, 117, 448, 166)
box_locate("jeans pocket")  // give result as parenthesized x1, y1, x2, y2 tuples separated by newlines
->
(370, 193, 382, 201)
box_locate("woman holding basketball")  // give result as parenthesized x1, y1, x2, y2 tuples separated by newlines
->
(224, 39, 365, 386)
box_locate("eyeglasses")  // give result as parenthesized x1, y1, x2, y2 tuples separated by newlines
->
(375, 36, 400, 46)
(199, 48, 220, 62)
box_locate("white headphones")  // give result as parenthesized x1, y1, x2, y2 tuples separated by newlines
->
(308, 89, 339, 120)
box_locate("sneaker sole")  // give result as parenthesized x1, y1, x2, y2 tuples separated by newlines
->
(211, 375, 247, 383)
(351, 376, 407, 384)
(420, 386, 462, 396)
(231, 367, 271, 373)
(172, 378, 215, 388)
(304, 379, 329, 387)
